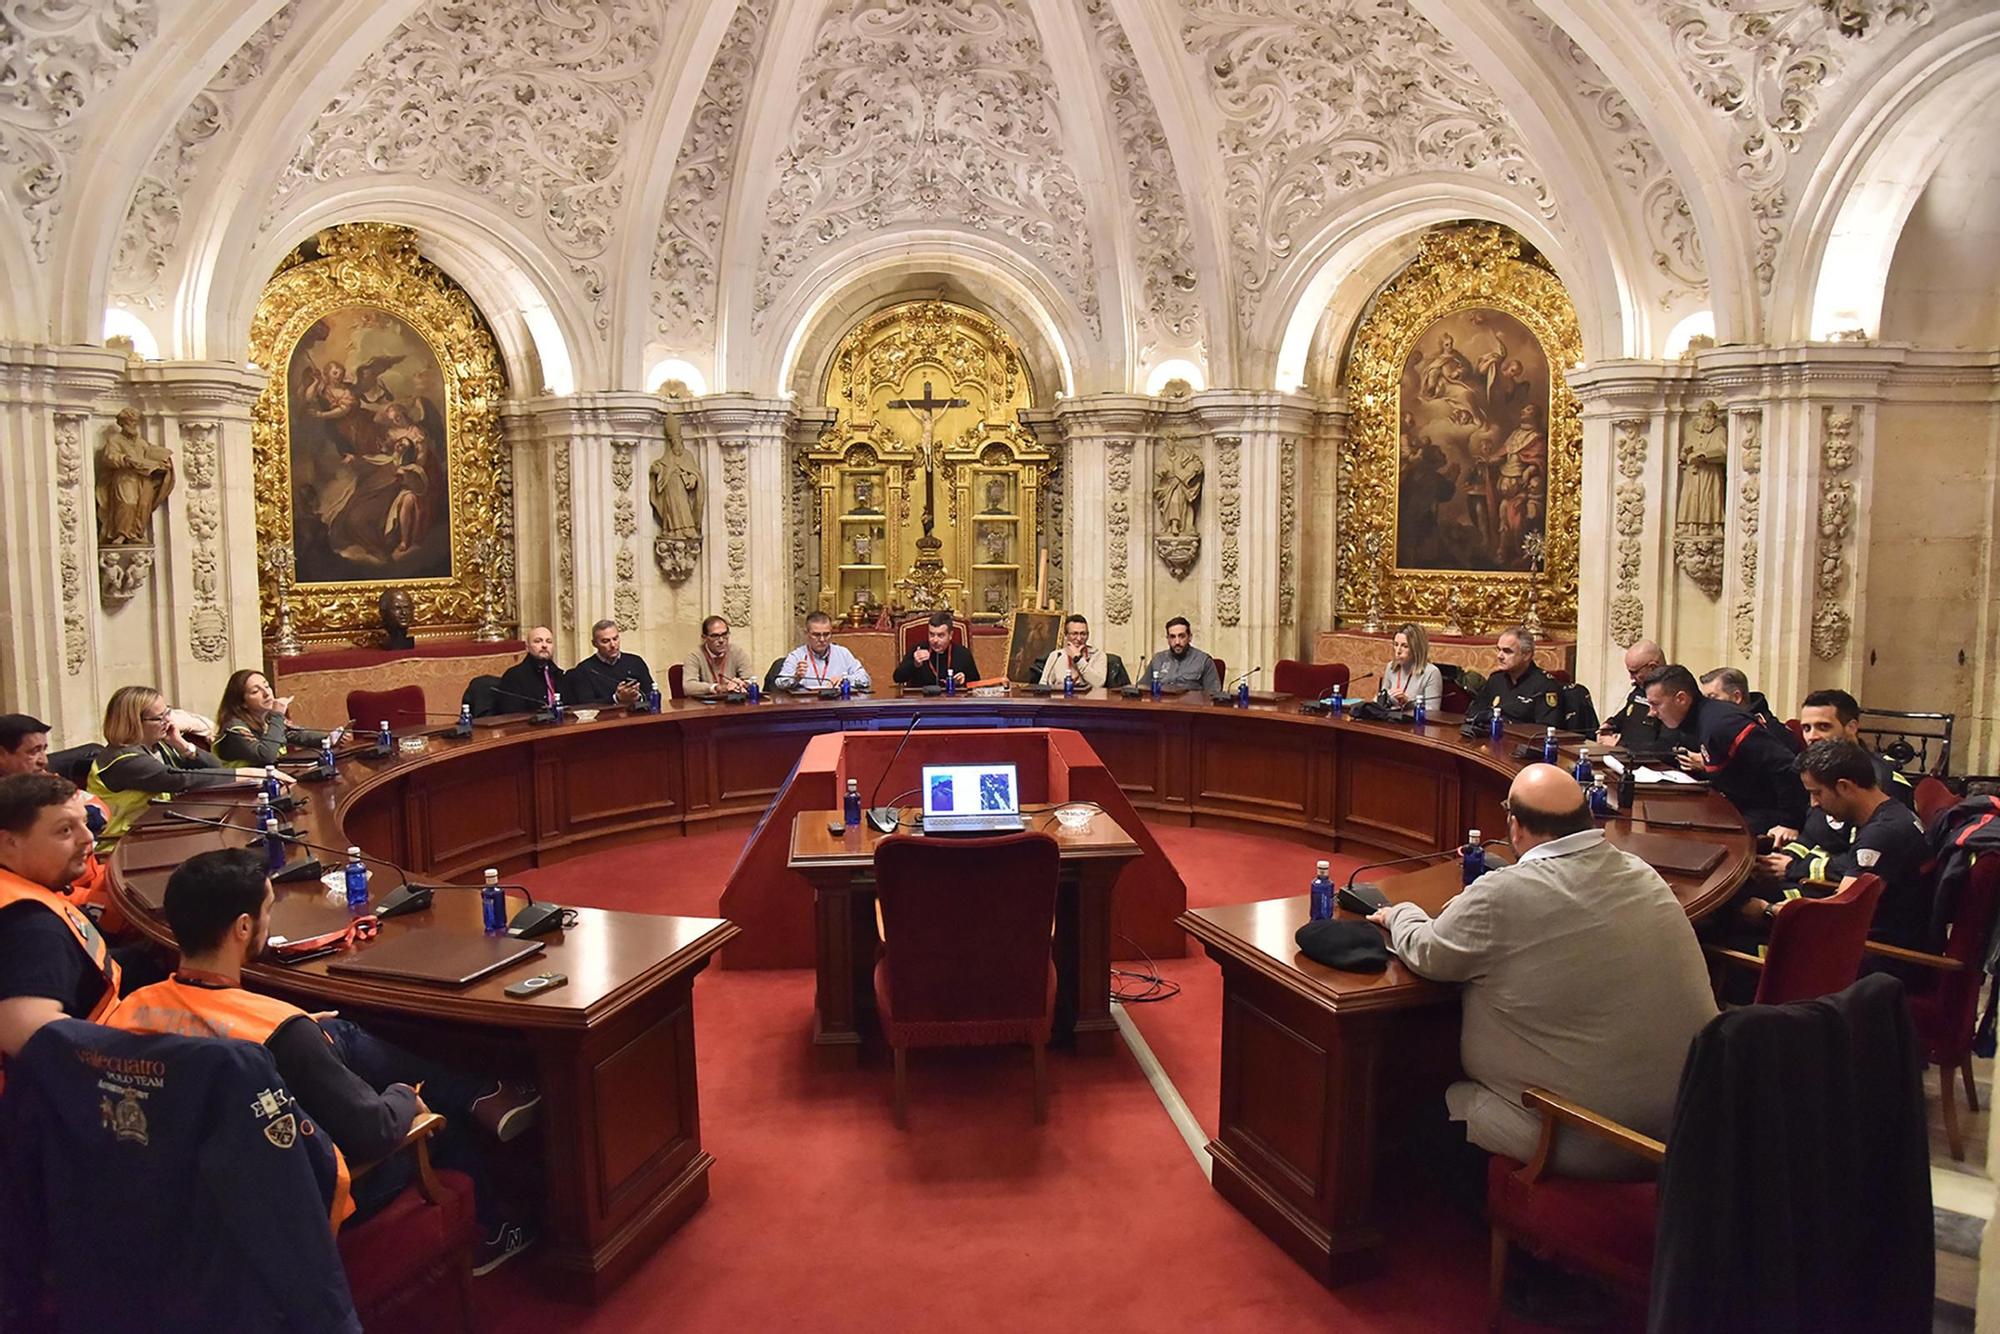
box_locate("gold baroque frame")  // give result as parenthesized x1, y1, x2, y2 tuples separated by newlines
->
(1338, 224, 1582, 632)
(248, 223, 508, 645)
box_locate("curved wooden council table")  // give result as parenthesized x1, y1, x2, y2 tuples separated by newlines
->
(107, 689, 1753, 1299)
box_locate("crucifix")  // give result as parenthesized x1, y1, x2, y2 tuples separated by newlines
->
(886, 379, 969, 540)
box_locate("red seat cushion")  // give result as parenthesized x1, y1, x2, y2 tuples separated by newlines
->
(1488, 1156, 1657, 1290)
(337, 1168, 476, 1309)
(875, 958, 1056, 1049)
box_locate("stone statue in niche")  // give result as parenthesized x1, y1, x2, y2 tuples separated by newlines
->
(1153, 438, 1203, 579)
(377, 588, 416, 649)
(1673, 400, 1728, 598)
(95, 409, 174, 546)
(650, 416, 703, 584)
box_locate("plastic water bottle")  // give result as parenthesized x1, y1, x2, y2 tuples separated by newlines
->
(1461, 831, 1487, 886)
(1062, 674, 1075, 699)
(319, 737, 336, 776)
(481, 868, 506, 934)
(1310, 860, 1334, 922)
(1411, 699, 1426, 727)
(263, 767, 281, 803)
(843, 778, 862, 828)
(455, 703, 473, 737)
(1543, 727, 1558, 764)
(1236, 680, 1250, 708)
(375, 719, 393, 758)
(1589, 778, 1614, 817)
(648, 683, 662, 713)
(256, 793, 285, 873)
(1573, 745, 1594, 786)
(943, 672, 955, 697)
(840, 678, 852, 701)
(550, 692, 564, 723)
(1330, 692, 1344, 716)
(747, 681, 761, 705)
(343, 847, 369, 914)
(1150, 669, 1162, 702)
(1489, 711, 1505, 741)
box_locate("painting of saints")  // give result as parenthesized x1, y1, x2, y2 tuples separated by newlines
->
(286, 308, 451, 583)
(1394, 308, 1552, 572)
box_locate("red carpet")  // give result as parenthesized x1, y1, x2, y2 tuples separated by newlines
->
(491, 823, 1635, 1331)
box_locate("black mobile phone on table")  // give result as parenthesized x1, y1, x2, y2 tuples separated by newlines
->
(504, 972, 568, 998)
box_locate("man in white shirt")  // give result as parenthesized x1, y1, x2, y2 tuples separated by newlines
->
(1038, 614, 1107, 690)
(1369, 764, 1715, 1179)
(776, 611, 871, 693)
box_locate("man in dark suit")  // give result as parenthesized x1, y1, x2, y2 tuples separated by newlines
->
(562, 619, 654, 707)
(892, 611, 980, 689)
(496, 625, 563, 712)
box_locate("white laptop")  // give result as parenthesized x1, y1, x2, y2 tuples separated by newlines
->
(919, 762, 1026, 835)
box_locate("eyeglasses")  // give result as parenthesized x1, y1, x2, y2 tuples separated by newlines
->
(705, 630, 730, 641)
(141, 712, 171, 724)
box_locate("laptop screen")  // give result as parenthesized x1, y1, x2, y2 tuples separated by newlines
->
(919, 763, 1020, 818)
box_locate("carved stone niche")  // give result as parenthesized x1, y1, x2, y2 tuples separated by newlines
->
(1152, 436, 1203, 580)
(654, 535, 701, 583)
(99, 547, 154, 602)
(1155, 535, 1200, 580)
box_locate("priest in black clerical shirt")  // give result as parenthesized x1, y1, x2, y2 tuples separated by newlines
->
(562, 619, 654, 707)
(892, 611, 980, 689)
(496, 625, 564, 711)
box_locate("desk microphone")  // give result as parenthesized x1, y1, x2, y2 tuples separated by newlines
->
(1232, 666, 1263, 690)
(163, 811, 424, 900)
(485, 684, 559, 723)
(1345, 670, 1378, 699)
(866, 713, 926, 833)
(1337, 840, 1510, 913)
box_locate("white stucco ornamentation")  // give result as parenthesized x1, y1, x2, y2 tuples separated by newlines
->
(0, 0, 159, 261)
(652, 0, 771, 353)
(1610, 417, 1648, 648)
(1811, 407, 1856, 660)
(54, 411, 88, 674)
(276, 0, 678, 332)
(1215, 436, 1241, 627)
(1732, 410, 1761, 658)
(1181, 0, 1554, 332)
(1081, 0, 1201, 355)
(1105, 439, 1133, 626)
(180, 419, 229, 663)
(611, 438, 640, 628)
(110, 0, 300, 308)
(721, 440, 749, 627)
(754, 0, 1100, 335)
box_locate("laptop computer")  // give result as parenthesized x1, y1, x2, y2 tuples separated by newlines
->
(919, 762, 1026, 835)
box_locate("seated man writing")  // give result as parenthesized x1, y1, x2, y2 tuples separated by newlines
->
(110, 848, 542, 1273)
(1368, 765, 1716, 1179)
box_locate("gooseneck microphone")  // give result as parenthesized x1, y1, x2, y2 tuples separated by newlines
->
(866, 713, 926, 833)
(1232, 666, 1263, 690)
(486, 684, 559, 722)
(1342, 847, 1456, 894)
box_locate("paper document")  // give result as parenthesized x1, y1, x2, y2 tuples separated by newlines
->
(1633, 766, 1697, 785)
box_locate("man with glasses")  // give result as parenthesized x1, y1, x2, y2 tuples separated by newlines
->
(1039, 614, 1107, 689)
(682, 615, 753, 697)
(776, 611, 871, 693)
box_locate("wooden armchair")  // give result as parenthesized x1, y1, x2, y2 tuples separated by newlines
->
(1487, 1088, 1663, 1329)
(1702, 873, 1882, 1005)
(339, 1111, 478, 1333)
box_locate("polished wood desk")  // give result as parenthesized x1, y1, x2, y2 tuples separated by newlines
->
(1179, 793, 1755, 1289)
(109, 799, 736, 1302)
(787, 806, 1141, 1063)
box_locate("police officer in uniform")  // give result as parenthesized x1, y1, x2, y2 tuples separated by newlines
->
(1595, 639, 1696, 755)
(1477, 625, 1564, 729)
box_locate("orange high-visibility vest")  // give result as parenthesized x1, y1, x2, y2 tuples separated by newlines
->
(0, 867, 120, 1020)
(111, 976, 355, 1228)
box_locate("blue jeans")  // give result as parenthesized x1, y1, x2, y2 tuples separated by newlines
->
(319, 1019, 507, 1230)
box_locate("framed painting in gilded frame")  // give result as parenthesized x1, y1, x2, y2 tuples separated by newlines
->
(248, 223, 508, 645)
(1337, 224, 1582, 632)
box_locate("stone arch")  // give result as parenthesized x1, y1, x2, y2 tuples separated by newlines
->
(212, 184, 596, 396)
(0, 207, 44, 344)
(760, 232, 1085, 405)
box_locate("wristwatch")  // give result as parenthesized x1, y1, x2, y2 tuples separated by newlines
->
(1762, 902, 1778, 922)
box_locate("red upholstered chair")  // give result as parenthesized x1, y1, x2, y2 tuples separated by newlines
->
(1916, 775, 1957, 827)
(339, 1112, 479, 1332)
(346, 684, 427, 733)
(871, 831, 1061, 1128)
(1211, 657, 1226, 691)
(1273, 659, 1348, 700)
(1785, 717, 1807, 748)
(1704, 873, 1884, 1005)
(667, 663, 686, 700)
(1868, 855, 2000, 1159)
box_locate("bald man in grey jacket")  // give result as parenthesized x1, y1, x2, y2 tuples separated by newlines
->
(1371, 765, 1716, 1179)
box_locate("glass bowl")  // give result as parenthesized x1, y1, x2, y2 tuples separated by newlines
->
(1052, 803, 1098, 831)
(396, 736, 428, 754)
(570, 708, 600, 723)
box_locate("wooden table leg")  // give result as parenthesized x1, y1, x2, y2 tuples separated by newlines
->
(1068, 861, 1119, 1055)
(807, 867, 863, 1066)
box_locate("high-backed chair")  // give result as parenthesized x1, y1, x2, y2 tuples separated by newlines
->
(1488, 975, 1930, 1332)
(1273, 659, 1348, 700)
(871, 831, 1061, 1127)
(1103, 654, 1131, 689)
(764, 657, 786, 692)
(1867, 854, 2000, 1160)
(460, 674, 504, 718)
(1915, 775, 1957, 827)
(339, 1113, 479, 1332)
(898, 616, 965, 655)
(667, 663, 687, 700)
(1211, 657, 1227, 691)
(346, 684, 427, 733)
(1705, 873, 1884, 1005)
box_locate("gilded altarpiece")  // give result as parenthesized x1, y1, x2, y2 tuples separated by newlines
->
(248, 224, 510, 645)
(1338, 225, 1582, 631)
(808, 301, 1048, 621)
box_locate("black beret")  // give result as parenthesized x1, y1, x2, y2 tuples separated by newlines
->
(1294, 919, 1391, 973)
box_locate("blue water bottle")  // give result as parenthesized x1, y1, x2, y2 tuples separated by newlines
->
(455, 703, 473, 737)
(648, 683, 662, 714)
(1489, 710, 1505, 741)
(1150, 670, 1162, 702)
(1461, 831, 1487, 886)
(263, 768, 281, 803)
(843, 778, 862, 828)
(1310, 860, 1334, 922)
(1572, 745, 1594, 786)
(1236, 680, 1250, 708)
(256, 794, 285, 873)
(1330, 691, 1344, 717)
(747, 680, 761, 705)
(1589, 778, 1614, 817)
(1411, 699, 1426, 727)
(319, 736, 337, 776)
(375, 719, 393, 758)
(550, 692, 564, 723)
(1543, 726, 1558, 764)
(1062, 674, 1075, 699)
(943, 672, 955, 697)
(481, 868, 506, 933)
(840, 677, 852, 701)
(343, 847, 369, 914)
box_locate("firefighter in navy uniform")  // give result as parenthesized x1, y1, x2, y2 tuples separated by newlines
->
(1643, 665, 1809, 841)
(1478, 625, 1565, 728)
(0, 774, 120, 1066)
(1596, 639, 1698, 754)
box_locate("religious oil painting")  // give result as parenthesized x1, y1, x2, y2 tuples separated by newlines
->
(286, 307, 452, 584)
(1394, 307, 1551, 573)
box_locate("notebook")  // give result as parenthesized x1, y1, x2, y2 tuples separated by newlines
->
(1616, 830, 1726, 877)
(327, 931, 545, 987)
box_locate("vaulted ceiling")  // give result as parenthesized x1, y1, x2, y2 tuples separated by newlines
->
(1, 0, 1987, 393)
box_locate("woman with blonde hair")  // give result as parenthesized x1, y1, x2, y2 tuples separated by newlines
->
(88, 685, 284, 841)
(213, 669, 328, 767)
(1381, 623, 1444, 713)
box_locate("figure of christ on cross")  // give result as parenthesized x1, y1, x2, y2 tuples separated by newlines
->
(887, 379, 969, 538)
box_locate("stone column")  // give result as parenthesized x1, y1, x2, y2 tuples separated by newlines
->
(1299, 396, 1347, 657)
(1045, 396, 1159, 668)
